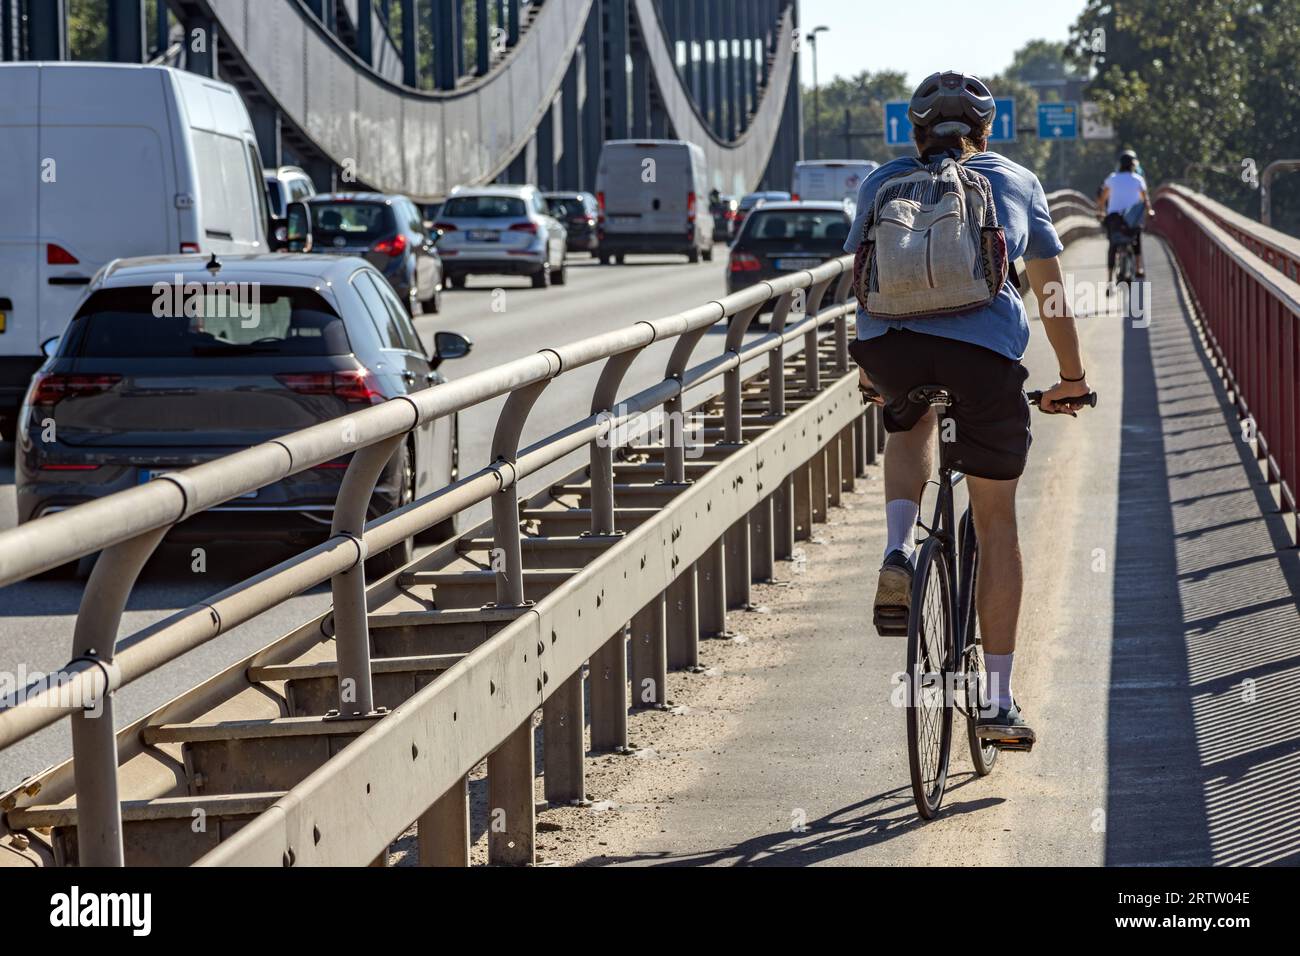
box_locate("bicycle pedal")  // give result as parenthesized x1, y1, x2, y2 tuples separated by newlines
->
(989, 737, 1035, 753)
(873, 606, 908, 637)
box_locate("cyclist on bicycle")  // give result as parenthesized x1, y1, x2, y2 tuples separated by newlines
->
(1098, 149, 1155, 282)
(845, 71, 1093, 748)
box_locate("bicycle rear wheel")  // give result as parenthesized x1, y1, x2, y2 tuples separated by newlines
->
(959, 510, 998, 776)
(905, 537, 955, 819)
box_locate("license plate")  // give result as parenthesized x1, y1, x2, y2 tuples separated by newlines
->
(611, 216, 639, 226)
(139, 469, 257, 498)
(467, 230, 499, 242)
(775, 258, 821, 270)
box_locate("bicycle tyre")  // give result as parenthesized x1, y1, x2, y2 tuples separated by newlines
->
(905, 536, 955, 819)
(959, 510, 998, 776)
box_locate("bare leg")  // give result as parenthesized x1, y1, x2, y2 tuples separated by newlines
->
(883, 407, 937, 504)
(967, 475, 1021, 656)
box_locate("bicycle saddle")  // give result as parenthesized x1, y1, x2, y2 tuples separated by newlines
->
(907, 385, 956, 407)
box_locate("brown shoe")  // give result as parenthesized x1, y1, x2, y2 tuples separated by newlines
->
(873, 549, 914, 636)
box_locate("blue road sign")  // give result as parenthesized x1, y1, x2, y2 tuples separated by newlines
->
(1038, 102, 1079, 141)
(884, 101, 912, 146)
(988, 98, 1017, 143)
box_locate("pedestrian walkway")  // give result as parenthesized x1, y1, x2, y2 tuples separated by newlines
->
(586, 235, 1300, 866)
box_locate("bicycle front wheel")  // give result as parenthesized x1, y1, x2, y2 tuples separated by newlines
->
(905, 537, 955, 819)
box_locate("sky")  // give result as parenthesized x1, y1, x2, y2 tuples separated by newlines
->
(797, 0, 1087, 89)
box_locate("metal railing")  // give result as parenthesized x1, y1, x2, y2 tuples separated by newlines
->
(1152, 184, 1300, 542)
(0, 256, 868, 866)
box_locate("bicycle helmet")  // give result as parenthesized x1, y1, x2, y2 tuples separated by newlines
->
(1118, 149, 1138, 171)
(908, 71, 996, 138)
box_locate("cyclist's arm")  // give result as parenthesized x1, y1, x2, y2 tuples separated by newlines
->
(1140, 188, 1155, 217)
(1096, 186, 1110, 216)
(1025, 256, 1092, 412)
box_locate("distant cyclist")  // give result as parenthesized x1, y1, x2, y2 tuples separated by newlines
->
(1097, 149, 1154, 282)
(845, 71, 1094, 749)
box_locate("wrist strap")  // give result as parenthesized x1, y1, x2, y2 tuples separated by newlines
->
(1061, 370, 1086, 383)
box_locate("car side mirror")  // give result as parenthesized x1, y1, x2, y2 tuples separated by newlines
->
(281, 201, 312, 253)
(431, 331, 472, 369)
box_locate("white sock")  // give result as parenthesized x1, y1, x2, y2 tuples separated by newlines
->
(985, 653, 1014, 710)
(884, 499, 919, 560)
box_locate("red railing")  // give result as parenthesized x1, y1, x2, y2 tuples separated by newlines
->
(1151, 185, 1300, 537)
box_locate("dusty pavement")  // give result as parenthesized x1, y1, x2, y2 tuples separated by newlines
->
(498, 235, 1300, 867)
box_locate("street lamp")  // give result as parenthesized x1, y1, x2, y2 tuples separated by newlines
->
(808, 25, 830, 158)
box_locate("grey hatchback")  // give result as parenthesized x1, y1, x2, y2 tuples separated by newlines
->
(16, 254, 472, 577)
(301, 193, 445, 315)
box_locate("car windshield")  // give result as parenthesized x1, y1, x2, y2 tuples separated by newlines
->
(61, 287, 352, 358)
(309, 201, 394, 243)
(548, 198, 588, 218)
(442, 195, 528, 218)
(744, 210, 851, 242)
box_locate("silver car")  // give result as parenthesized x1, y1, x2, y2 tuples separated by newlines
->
(434, 185, 568, 289)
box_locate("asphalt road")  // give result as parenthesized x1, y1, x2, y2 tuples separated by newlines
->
(0, 250, 755, 786)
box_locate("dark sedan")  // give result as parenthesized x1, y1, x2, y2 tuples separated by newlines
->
(725, 201, 853, 303)
(16, 254, 472, 577)
(300, 193, 445, 315)
(734, 191, 792, 233)
(544, 192, 602, 254)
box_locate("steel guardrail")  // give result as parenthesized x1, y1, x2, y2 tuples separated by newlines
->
(1151, 185, 1300, 542)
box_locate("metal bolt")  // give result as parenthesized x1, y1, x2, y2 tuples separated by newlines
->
(10, 833, 30, 851)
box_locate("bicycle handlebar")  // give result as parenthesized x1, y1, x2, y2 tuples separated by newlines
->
(1027, 390, 1099, 409)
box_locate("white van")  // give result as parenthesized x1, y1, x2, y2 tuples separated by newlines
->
(792, 160, 880, 214)
(595, 139, 714, 264)
(0, 64, 269, 438)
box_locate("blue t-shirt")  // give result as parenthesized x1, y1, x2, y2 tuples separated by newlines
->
(843, 151, 1063, 362)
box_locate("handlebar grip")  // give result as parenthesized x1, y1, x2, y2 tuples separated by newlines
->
(1027, 390, 1098, 409)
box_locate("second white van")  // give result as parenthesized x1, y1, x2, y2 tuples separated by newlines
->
(0, 63, 269, 439)
(792, 160, 880, 215)
(595, 140, 714, 264)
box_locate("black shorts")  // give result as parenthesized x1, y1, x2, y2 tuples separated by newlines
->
(849, 329, 1032, 481)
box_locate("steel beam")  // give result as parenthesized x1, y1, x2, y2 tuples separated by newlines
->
(434, 0, 461, 91)
(581, 2, 605, 188)
(543, 670, 585, 804)
(487, 720, 535, 865)
(507, 0, 521, 46)
(107, 0, 146, 62)
(355, 0, 373, 66)
(28, 0, 67, 60)
(418, 775, 469, 866)
(589, 628, 629, 751)
(606, 0, 630, 139)
(401, 0, 418, 86)
(474, 0, 489, 74)
(559, 47, 583, 189)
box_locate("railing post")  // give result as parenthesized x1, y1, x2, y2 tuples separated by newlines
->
(766, 291, 794, 416)
(543, 670, 586, 804)
(723, 300, 764, 444)
(663, 325, 713, 484)
(811, 446, 829, 523)
(794, 462, 813, 540)
(666, 566, 700, 668)
(331, 432, 406, 715)
(589, 627, 629, 751)
(68, 526, 168, 867)
(840, 424, 857, 493)
(751, 494, 776, 582)
(724, 517, 752, 608)
(697, 538, 728, 637)
(590, 349, 640, 535)
(773, 475, 796, 560)
(833, 268, 853, 373)
(629, 594, 668, 707)
(802, 277, 832, 393)
(487, 718, 535, 865)
(827, 435, 843, 508)
(419, 775, 470, 866)
(490, 373, 556, 607)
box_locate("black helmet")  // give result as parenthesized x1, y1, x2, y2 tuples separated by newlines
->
(908, 71, 996, 137)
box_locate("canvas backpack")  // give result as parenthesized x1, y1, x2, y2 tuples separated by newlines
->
(852, 156, 1010, 319)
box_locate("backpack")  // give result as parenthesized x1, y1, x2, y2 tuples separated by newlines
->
(852, 155, 1009, 319)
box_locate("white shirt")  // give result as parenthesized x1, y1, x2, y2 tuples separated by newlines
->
(1105, 171, 1147, 214)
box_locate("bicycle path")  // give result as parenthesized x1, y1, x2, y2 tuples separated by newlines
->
(588, 235, 1300, 866)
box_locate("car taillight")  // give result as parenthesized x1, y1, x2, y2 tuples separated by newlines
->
(730, 253, 762, 273)
(46, 244, 79, 265)
(372, 234, 408, 257)
(434, 222, 458, 232)
(27, 373, 121, 406)
(40, 463, 101, 471)
(726, 209, 738, 221)
(510, 222, 538, 234)
(276, 370, 385, 405)
(687, 192, 696, 222)
(180, 242, 200, 254)
(791, 193, 801, 202)
(597, 192, 605, 212)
